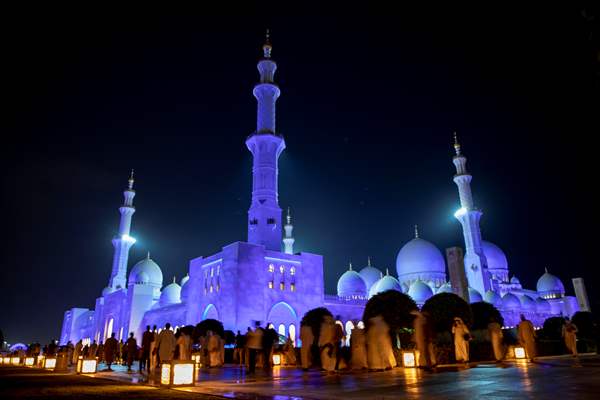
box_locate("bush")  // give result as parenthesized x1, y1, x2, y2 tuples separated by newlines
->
(422, 293, 473, 334)
(571, 311, 599, 341)
(362, 290, 417, 334)
(194, 319, 224, 340)
(470, 301, 504, 330)
(540, 317, 565, 340)
(300, 307, 333, 342)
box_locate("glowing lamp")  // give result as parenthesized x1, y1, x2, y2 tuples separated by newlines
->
(272, 354, 282, 366)
(25, 357, 35, 367)
(43, 358, 57, 369)
(76, 357, 98, 374)
(402, 350, 419, 368)
(122, 234, 136, 243)
(454, 207, 467, 218)
(11, 356, 21, 366)
(37, 355, 45, 368)
(160, 361, 196, 387)
(1, 356, 10, 365)
(514, 346, 526, 359)
(191, 353, 201, 366)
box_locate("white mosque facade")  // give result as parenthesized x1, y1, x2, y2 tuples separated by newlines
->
(60, 38, 581, 346)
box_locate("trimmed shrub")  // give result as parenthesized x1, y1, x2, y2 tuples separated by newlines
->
(422, 293, 473, 334)
(194, 318, 224, 340)
(470, 301, 504, 330)
(362, 290, 418, 334)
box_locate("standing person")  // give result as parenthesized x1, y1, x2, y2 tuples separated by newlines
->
(488, 318, 504, 362)
(149, 325, 158, 373)
(104, 333, 118, 371)
(126, 333, 137, 372)
(156, 323, 177, 364)
(333, 321, 345, 370)
(207, 331, 220, 367)
(82, 343, 89, 358)
(319, 316, 337, 372)
(73, 340, 83, 365)
(411, 310, 437, 369)
(452, 317, 470, 365)
(119, 340, 126, 365)
(350, 326, 368, 370)
(262, 324, 278, 371)
(300, 324, 314, 371)
(562, 317, 578, 358)
(97, 341, 104, 363)
(283, 335, 297, 366)
(89, 340, 98, 358)
(66, 341, 74, 366)
(140, 326, 153, 373)
(246, 325, 263, 374)
(233, 330, 244, 366)
(177, 329, 192, 361)
(517, 314, 536, 362)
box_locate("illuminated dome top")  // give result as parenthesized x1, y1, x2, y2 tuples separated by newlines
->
(180, 274, 190, 287)
(160, 280, 181, 306)
(128, 255, 163, 287)
(502, 292, 521, 309)
(180, 274, 190, 302)
(484, 290, 502, 306)
(396, 236, 446, 282)
(359, 258, 382, 292)
(375, 272, 403, 293)
(469, 287, 483, 303)
(536, 269, 565, 298)
(408, 279, 434, 304)
(510, 276, 521, 285)
(483, 241, 508, 270)
(519, 295, 537, 310)
(337, 265, 367, 299)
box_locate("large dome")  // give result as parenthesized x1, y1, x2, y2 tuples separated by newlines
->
(159, 280, 181, 306)
(536, 269, 565, 299)
(337, 267, 367, 299)
(484, 290, 502, 307)
(408, 280, 434, 304)
(482, 241, 508, 270)
(128, 255, 163, 287)
(396, 237, 446, 283)
(359, 259, 382, 292)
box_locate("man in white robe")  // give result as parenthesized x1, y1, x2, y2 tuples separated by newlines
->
(176, 331, 192, 360)
(411, 310, 436, 368)
(300, 325, 314, 370)
(452, 317, 470, 364)
(562, 318, 578, 357)
(156, 323, 177, 363)
(350, 327, 368, 370)
(73, 340, 83, 365)
(367, 315, 396, 370)
(488, 319, 504, 362)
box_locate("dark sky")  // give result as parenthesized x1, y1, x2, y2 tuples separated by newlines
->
(2, 5, 598, 345)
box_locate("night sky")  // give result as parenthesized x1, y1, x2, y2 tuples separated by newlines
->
(2, 6, 599, 345)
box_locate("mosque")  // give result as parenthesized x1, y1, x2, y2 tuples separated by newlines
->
(60, 36, 584, 347)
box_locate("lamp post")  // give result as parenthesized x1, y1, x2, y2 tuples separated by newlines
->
(401, 350, 419, 368)
(160, 361, 197, 387)
(76, 356, 98, 374)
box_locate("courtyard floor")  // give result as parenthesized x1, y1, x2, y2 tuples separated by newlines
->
(2, 355, 600, 399)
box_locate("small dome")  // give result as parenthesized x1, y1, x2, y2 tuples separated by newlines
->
(519, 295, 537, 310)
(437, 282, 452, 294)
(181, 274, 190, 286)
(502, 292, 521, 309)
(102, 286, 114, 296)
(359, 263, 382, 292)
(535, 297, 551, 312)
(368, 278, 382, 298)
(482, 241, 508, 271)
(510, 276, 520, 284)
(129, 256, 163, 287)
(337, 268, 367, 299)
(396, 237, 446, 281)
(376, 274, 402, 293)
(159, 281, 181, 306)
(408, 280, 434, 304)
(484, 290, 502, 306)
(469, 287, 483, 303)
(536, 269, 565, 298)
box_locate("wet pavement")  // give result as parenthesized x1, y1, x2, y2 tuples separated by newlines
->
(2, 355, 600, 399)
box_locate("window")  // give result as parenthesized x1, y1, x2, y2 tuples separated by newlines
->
(268, 264, 275, 273)
(288, 324, 296, 346)
(290, 283, 296, 292)
(267, 218, 275, 224)
(210, 285, 213, 293)
(279, 265, 285, 274)
(249, 218, 258, 225)
(268, 281, 274, 289)
(280, 282, 285, 290)
(290, 267, 295, 275)
(278, 324, 286, 337)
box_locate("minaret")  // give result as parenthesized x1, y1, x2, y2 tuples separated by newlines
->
(246, 30, 286, 251)
(452, 133, 490, 294)
(108, 170, 137, 290)
(283, 207, 295, 254)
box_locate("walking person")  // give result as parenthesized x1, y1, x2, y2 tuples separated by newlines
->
(562, 317, 578, 358)
(488, 317, 504, 362)
(140, 325, 153, 373)
(412, 310, 437, 369)
(104, 333, 118, 371)
(517, 314, 536, 362)
(176, 328, 192, 361)
(126, 333, 137, 372)
(452, 317, 470, 365)
(156, 323, 177, 364)
(246, 324, 263, 374)
(300, 324, 314, 370)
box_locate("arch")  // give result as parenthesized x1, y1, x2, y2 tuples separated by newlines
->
(202, 303, 219, 321)
(345, 321, 355, 346)
(289, 324, 296, 346)
(267, 301, 298, 320)
(105, 318, 114, 341)
(278, 324, 286, 337)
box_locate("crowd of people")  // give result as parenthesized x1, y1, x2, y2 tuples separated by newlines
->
(18, 313, 580, 375)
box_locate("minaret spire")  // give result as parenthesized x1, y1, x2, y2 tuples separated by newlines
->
(107, 172, 137, 290)
(246, 33, 286, 251)
(349, 261, 353, 271)
(451, 134, 490, 294)
(283, 206, 295, 254)
(367, 256, 372, 267)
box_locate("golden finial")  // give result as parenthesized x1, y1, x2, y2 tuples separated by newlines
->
(453, 131, 462, 156)
(263, 29, 272, 58)
(286, 206, 291, 224)
(349, 261, 353, 271)
(128, 169, 135, 190)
